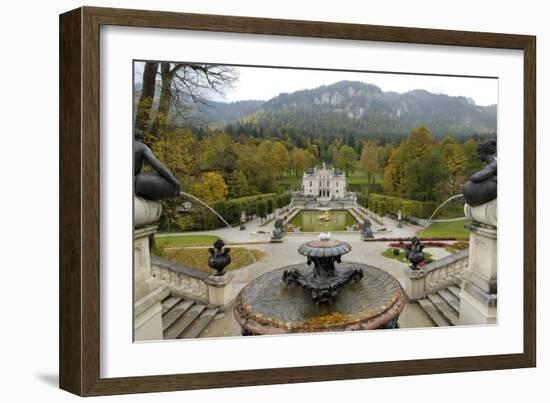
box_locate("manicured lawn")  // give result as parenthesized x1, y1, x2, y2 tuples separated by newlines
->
(347, 171, 381, 185)
(382, 248, 433, 264)
(161, 247, 265, 273)
(155, 234, 220, 248)
(416, 219, 470, 240)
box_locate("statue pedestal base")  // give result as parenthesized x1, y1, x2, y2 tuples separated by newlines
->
(459, 222, 497, 325)
(134, 225, 166, 341)
(205, 272, 234, 311)
(464, 199, 497, 227)
(134, 196, 162, 227)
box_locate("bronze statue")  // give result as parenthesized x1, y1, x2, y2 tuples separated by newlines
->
(361, 218, 374, 239)
(463, 139, 497, 206)
(134, 131, 181, 200)
(406, 237, 425, 270)
(272, 218, 285, 240)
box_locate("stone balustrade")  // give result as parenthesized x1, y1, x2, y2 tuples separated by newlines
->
(151, 255, 234, 310)
(403, 249, 469, 301)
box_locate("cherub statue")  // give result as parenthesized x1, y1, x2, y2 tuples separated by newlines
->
(463, 139, 497, 206)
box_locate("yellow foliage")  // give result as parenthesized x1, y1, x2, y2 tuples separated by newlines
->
(192, 172, 229, 204)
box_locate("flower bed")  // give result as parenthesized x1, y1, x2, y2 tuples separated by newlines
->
(366, 236, 459, 242)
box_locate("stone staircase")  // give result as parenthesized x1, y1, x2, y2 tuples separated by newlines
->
(418, 285, 461, 326)
(161, 295, 219, 339)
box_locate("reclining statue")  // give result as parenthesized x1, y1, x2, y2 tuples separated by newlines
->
(462, 139, 497, 206)
(134, 131, 181, 200)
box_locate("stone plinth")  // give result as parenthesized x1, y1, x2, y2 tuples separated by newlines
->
(134, 225, 164, 341)
(464, 199, 497, 228)
(234, 264, 405, 335)
(205, 272, 235, 311)
(459, 222, 497, 325)
(134, 196, 162, 228)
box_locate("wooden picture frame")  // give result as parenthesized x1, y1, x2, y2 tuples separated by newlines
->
(59, 6, 536, 396)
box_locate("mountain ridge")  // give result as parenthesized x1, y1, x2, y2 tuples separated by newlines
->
(185, 80, 496, 138)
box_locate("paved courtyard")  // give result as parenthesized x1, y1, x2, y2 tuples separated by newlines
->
(158, 211, 454, 337)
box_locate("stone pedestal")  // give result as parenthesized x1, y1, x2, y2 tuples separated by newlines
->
(205, 272, 234, 311)
(459, 203, 497, 325)
(134, 225, 165, 341)
(402, 268, 427, 301)
(134, 196, 162, 228)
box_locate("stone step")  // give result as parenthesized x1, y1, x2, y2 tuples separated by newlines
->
(162, 300, 194, 331)
(448, 285, 461, 299)
(164, 304, 207, 339)
(178, 307, 220, 339)
(427, 293, 459, 325)
(161, 296, 182, 315)
(437, 289, 460, 313)
(418, 298, 451, 327)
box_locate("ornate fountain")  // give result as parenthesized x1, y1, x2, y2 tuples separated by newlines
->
(234, 233, 405, 335)
(318, 210, 331, 222)
(282, 234, 363, 304)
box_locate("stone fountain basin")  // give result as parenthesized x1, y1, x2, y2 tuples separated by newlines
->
(233, 264, 405, 335)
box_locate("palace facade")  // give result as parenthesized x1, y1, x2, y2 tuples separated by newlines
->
(302, 163, 346, 198)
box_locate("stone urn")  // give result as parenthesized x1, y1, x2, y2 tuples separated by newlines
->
(208, 239, 231, 276)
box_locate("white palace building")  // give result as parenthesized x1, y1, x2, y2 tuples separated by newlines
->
(302, 163, 346, 199)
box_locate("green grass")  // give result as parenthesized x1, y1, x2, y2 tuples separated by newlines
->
(416, 219, 470, 239)
(382, 248, 433, 264)
(161, 247, 265, 273)
(347, 171, 381, 185)
(155, 234, 220, 248)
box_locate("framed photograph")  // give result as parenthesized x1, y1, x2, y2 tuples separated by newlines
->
(59, 6, 536, 396)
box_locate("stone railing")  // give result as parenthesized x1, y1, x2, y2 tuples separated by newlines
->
(151, 255, 210, 304)
(151, 255, 236, 310)
(403, 249, 468, 301)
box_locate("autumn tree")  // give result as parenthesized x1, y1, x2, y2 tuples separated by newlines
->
(383, 147, 403, 196)
(227, 170, 255, 198)
(440, 137, 467, 195)
(290, 148, 308, 175)
(135, 61, 159, 133)
(270, 141, 290, 177)
(382, 126, 448, 201)
(151, 127, 196, 181)
(335, 145, 358, 175)
(192, 172, 228, 204)
(402, 149, 448, 201)
(359, 141, 381, 184)
(199, 132, 238, 175)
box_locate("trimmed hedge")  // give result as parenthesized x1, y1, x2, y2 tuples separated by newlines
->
(367, 194, 438, 219)
(210, 192, 291, 227)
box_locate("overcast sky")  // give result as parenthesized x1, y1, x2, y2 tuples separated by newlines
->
(134, 63, 498, 106)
